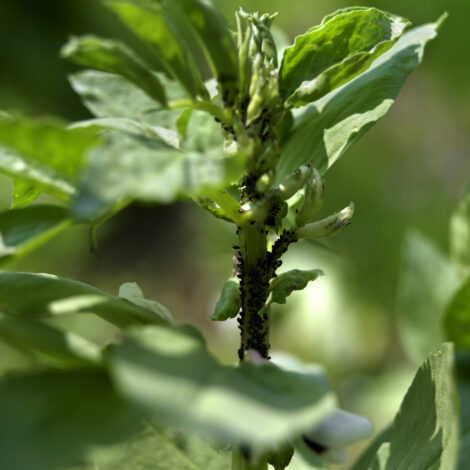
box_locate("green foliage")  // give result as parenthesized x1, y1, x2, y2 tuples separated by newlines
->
(450, 193, 470, 277)
(279, 8, 410, 106)
(107, 323, 336, 447)
(0, 1, 450, 469)
(0, 205, 71, 265)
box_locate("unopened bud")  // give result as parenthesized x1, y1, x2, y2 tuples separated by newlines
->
(295, 168, 323, 227)
(296, 202, 354, 239)
(276, 164, 312, 200)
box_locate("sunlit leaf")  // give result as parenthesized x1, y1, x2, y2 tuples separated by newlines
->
(107, 323, 336, 447)
(73, 131, 226, 221)
(277, 16, 445, 180)
(396, 231, 458, 364)
(280, 8, 409, 106)
(0, 313, 101, 367)
(367, 344, 458, 470)
(69, 70, 183, 128)
(105, 0, 208, 99)
(61, 35, 167, 106)
(0, 205, 72, 265)
(0, 369, 141, 470)
(0, 272, 164, 328)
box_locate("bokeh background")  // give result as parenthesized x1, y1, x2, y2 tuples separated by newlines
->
(1, 0, 469, 466)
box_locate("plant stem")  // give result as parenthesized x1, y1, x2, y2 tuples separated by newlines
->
(237, 218, 270, 360)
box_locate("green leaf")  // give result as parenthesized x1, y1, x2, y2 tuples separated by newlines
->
(70, 117, 179, 148)
(12, 179, 41, 208)
(73, 131, 226, 221)
(270, 269, 323, 305)
(367, 344, 458, 470)
(167, 0, 239, 105)
(209, 278, 241, 321)
(443, 276, 470, 351)
(0, 205, 72, 265)
(61, 35, 167, 107)
(105, 0, 208, 99)
(450, 192, 470, 277)
(396, 231, 459, 364)
(279, 8, 409, 106)
(69, 70, 184, 128)
(455, 354, 470, 470)
(0, 272, 165, 328)
(350, 425, 392, 470)
(276, 16, 444, 180)
(119, 281, 173, 323)
(77, 425, 231, 470)
(107, 323, 335, 447)
(0, 115, 97, 202)
(0, 369, 141, 470)
(0, 313, 101, 367)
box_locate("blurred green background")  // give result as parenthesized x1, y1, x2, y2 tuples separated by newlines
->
(0, 0, 468, 465)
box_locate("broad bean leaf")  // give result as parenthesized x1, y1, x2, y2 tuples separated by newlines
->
(119, 281, 173, 323)
(76, 425, 230, 470)
(367, 344, 458, 470)
(73, 131, 226, 221)
(396, 231, 458, 364)
(280, 8, 409, 107)
(444, 278, 470, 351)
(0, 272, 165, 328)
(105, 0, 208, 99)
(0, 369, 141, 470)
(166, 0, 238, 105)
(209, 278, 241, 321)
(0, 116, 96, 203)
(455, 354, 470, 470)
(277, 16, 444, 180)
(107, 323, 336, 447)
(69, 70, 183, 129)
(450, 192, 470, 277)
(270, 269, 323, 305)
(0, 205, 71, 265)
(61, 35, 167, 106)
(0, 313, 101, 367)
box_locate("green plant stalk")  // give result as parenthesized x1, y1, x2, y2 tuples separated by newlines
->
(237, 217, 270, 360)
(232, 448, 268, 470)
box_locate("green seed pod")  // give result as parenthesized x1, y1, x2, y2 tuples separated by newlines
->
(295, 167, 324, 227)
(296, 202, 354, 239)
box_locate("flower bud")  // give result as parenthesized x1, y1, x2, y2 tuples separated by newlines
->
(295, 168, 323, 227)
(296, 202, 354, 239)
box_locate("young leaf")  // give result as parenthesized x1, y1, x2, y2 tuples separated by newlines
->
(396, 231, 459, 364)
(444, 277, 470, 351)
(69, 70, 184, 129)
(0, 205, 72, 265)
(277, 16, 445, 180)
(209, 278, 241, 321)
(104, 0, 208, 99)
(367, 344, 458, 470)
(73, 131, 226, 221)
(0, 369, 141, 470)
(0, 313, 101, 367)
(450, 192, 470, 277)
(61, 35, 168, 106)
(11, 179, 41, 208)
(269, 269, 323, 305)
(166, 0, 239, 105)
(107, 323, 336, 447)
(119, 282, 173, 323)
(0, 272, 165, 328)
(279, 8, 410, 106)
